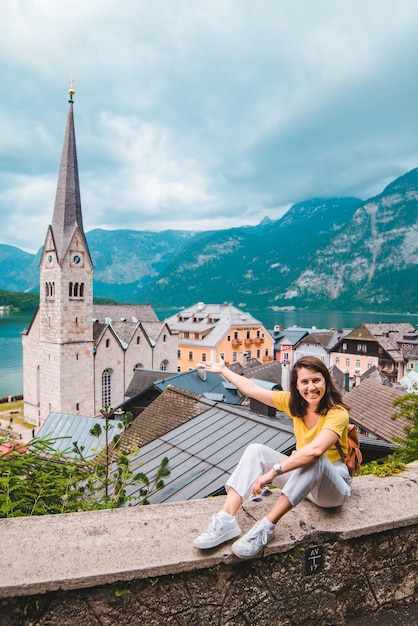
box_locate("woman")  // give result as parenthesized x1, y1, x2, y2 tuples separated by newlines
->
(193, 355, 352, 560)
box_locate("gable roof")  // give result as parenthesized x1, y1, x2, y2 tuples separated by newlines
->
(345, 379, 407, 442)
(271, 328, 309, 347)
(345, 323, 416, 363)
(125, 369, 178, 398)
(123, 388, 296, 503)
(242, 360, 283, 385)
(165, 303, 267, 348)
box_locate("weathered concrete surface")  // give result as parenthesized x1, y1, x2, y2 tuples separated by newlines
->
(0, 463, 417, 625)
(1, 463, 417, 597)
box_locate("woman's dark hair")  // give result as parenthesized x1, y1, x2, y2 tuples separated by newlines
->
(288, 355, 351, 418)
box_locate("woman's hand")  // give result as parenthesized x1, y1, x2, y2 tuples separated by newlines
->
(196, 358, 226, 374)
(252, 470, 276, 495)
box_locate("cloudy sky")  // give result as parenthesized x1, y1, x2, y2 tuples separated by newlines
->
(2, 0, 418, 253)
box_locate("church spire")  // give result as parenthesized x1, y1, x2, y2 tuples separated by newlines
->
(51, 80, 87, 263)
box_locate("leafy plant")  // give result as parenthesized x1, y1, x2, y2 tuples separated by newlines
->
(0, 408, 170, 517)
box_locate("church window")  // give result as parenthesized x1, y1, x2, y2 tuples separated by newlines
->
(134, 363, 143, 370)
(76, 403, 79, 411)
(69, 281, 85, 299)
(106, 338, 110, 348)
(137, 336, 140, 345)
(160, 360, 168, 372)
(163, 334, 167, 342)
(46, 282, 55, 298)
(102, 369, 112, 407)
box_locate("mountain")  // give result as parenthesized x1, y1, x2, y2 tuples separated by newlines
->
(86, 228, 200, 302)
(137, 197, 363, 308)
(0, 245, 41, 292)
(1, 169, 418, 312)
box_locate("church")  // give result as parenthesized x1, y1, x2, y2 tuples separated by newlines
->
(22, 89, 178, 426)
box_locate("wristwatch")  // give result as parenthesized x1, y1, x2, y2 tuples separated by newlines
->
(273, 463, 282, 475)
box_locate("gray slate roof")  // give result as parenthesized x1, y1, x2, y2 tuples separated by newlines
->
(37, 413, 113, 459)
(93, 304, 159, 324)
(165, 303, 266, 348)
(123, 369, 243, 412)
(125, 369, 178, 398)
(124, 390, 296, 504)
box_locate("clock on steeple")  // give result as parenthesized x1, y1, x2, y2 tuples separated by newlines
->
(69, 250, 85, 268)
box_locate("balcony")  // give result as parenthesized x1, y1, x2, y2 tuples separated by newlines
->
(262, 355, 273, 362)
(244, 338, 254, 346)
(254, 337, 264, 345)
(231, 339, 242, 347)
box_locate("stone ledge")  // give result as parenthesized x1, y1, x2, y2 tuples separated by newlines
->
(1, 463, 417, 599)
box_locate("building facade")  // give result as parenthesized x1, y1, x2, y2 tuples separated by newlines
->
(165, 302, 274, 371)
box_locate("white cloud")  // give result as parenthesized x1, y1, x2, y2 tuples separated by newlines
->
(2, 0, 418, 250)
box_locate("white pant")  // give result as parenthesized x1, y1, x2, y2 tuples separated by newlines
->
(225, 443, 352, 508)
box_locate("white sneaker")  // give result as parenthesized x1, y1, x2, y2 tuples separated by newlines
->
(231, 519, 275, 559)
(193, 513, 241, 549)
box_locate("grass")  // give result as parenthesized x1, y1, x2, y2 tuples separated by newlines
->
(0, 400, 33, 430)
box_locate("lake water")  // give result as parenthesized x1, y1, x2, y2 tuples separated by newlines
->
(1, 308, 418, 398)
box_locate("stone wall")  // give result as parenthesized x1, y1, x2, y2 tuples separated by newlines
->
(1, 464, 417, 626)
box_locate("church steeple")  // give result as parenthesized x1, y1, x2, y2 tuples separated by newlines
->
(51, 82, 89, 264)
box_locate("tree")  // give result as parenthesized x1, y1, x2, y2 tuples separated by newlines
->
(73, 407, 170, 508)
(391, 392, 418, 463)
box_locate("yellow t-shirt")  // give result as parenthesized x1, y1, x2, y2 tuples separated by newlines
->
(272, 390, 349, 463)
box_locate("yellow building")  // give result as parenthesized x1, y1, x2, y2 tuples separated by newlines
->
(165, 303, 274, 371)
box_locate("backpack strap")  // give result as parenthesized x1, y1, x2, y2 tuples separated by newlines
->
(335, 438, 346, 462)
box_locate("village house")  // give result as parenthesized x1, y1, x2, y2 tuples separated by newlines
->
(165, 302, 274, 371)
(329, 322, 416, 383)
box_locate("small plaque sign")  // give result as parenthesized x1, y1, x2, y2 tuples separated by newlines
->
(305, 546, 324, 575)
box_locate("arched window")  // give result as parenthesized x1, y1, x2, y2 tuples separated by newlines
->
(79, 283, 84, 297)
(73, 282, 79, 297)
(101, 369, 111, 408)
(69, 282, 73, 297)
(134, 363, 144, 370)
(160, 360, 168, 372)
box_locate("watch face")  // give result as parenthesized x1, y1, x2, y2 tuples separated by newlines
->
(70, 250, 84, 268)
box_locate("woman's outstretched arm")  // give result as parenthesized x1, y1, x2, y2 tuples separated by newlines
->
(197, 358, 276, 407)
